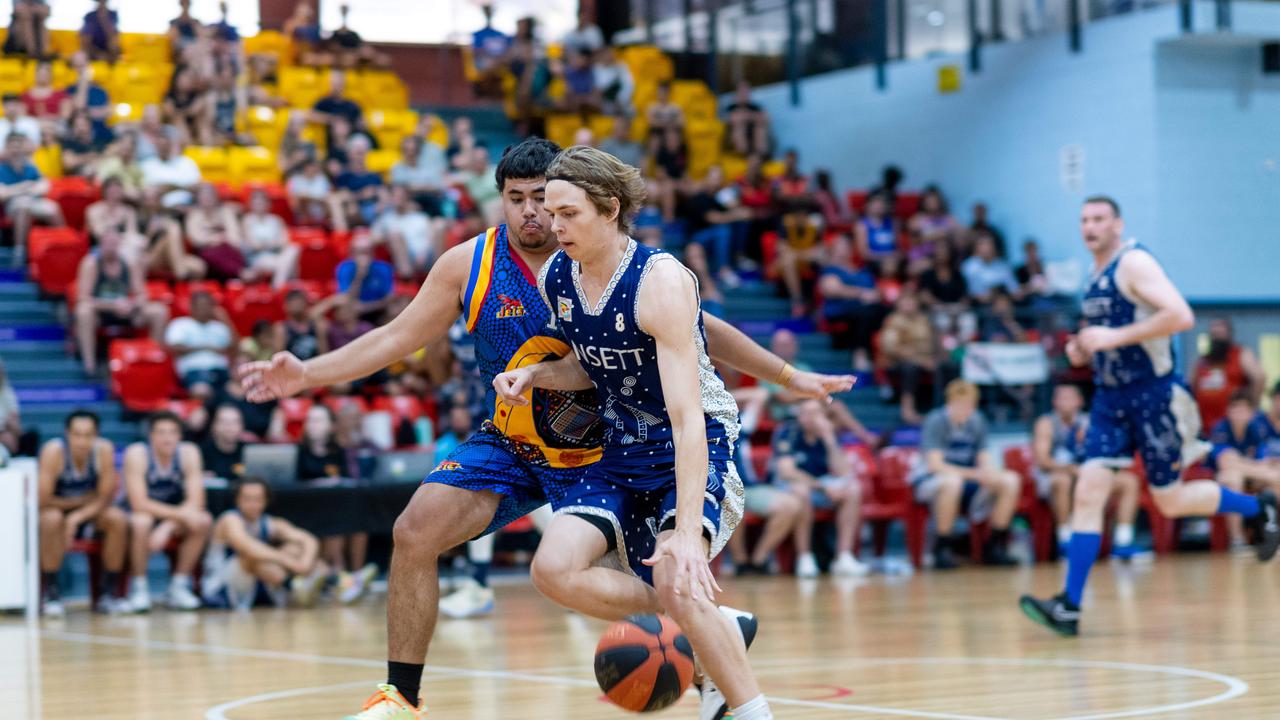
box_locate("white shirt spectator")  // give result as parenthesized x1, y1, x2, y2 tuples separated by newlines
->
(141, 153, 201, 208)
(0, 116, 41, 147)
(960, 255, 1017, 299)
(392, 145, 446, 189)
(287, 171, 332, 199)
(164, 317, 232, 376)
(593, 58, 634, 108)
(562, 24, 604, 55)
(373, 207, 435, 266)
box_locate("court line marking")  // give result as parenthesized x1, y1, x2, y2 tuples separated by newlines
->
(42, 630, 1247, 720)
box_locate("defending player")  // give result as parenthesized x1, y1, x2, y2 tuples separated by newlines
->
(1019, 196, 1280, 636)
(239, 138, 851, 719)
(496, 145, 774, 720)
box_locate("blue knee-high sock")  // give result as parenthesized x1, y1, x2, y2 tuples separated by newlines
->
(471, 561, 490, 588)
(1062, 532, 1101, 607)
(1216, 486, 1260, 517)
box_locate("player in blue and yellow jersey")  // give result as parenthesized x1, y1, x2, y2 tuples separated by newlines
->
(1019, 196, 1280, 637)
(240, 138, 854, 720)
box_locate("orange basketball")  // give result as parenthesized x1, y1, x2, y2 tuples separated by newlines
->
(594, 614, 695, 713)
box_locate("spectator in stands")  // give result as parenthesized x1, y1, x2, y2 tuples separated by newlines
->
(1033, 383, 1140, 555)
(141, 186, 206, 279)
(879, 291, 940, 425)
(65, 52, 112, 137)
(445, 116, 477, 172)
(336, 137, 384, 228)
(773, 152, 822, 316)
(122, 411, 210, 611)
(60, 113, 110, 177)
(373, 185, 440, 280)
(469, 4, 510, 96)
(329, 2, 390, 69)
(36, 410, 129, 615)
(0, 358, 37, 458)
(80, 0, 120, 61)
(94, 132, 144, 200)
(650, 126, 687, 213)
(239, 319, 279, 363)
(134, 104, 177, 162)
(277, 288, 328, 361)
(390, 134, 446, 218)
(432, 404, 475, 464)
(645, 82, 684, 153)
(4, 0, 51, 59)
(593, 47, 634, 117)
(870, 164, 904, 214)
(978, 289, 1028, 344)
(854, 190, 899, 271)
(162, 65, 209, 146)
(87, 176, 158, 269)
(326, 294, 376, 354)
(141, 133, 201, 209)
(599, 116, 643, 169)
(1, 131, 64, 264)
(208, 0, 239, 43)
(773, 399, 870, 577)
(906, 186, 959, 267)
(296, 403, 376, 602)
(820, 234, 884, 371)
(201, 403, 246, 482)
(562, 6, 604, 55)
(72, 230, 169, 375)
(286, 156, 346, 232)
(1191, 317, 1265, 430)
(283, 0, 329, 67)
(165, 289, 234, 400)
(728, 440, 805, 576)
(505, 17, 547, 133)
(682, 164, 751, 284)
(22, 61, 68, 131)
(186, 183, 246, 281)
(910, 380, 1020, 569)
(960, 233, 1017, 304)
(0, 95, 41, 149)
(1260, 382, 1280, 460)
(967, 201, 1005, 258)
(725, 81, 770, 157)
(206, 65, 246, 146)
(311, 71, 364, 150)
(335, 401, 380, 478)
(241, 188, 299, 289)
(168, 0, 202, 55)
(202, 367, 287, 443)
(203, 477, 329, 610)
(336, 233, 395, 314)
(455, 144, 502, 227)
(1015, 238, 1049, 300)
(813, 170, 851, 230)
(1210, 391, 1280, 547)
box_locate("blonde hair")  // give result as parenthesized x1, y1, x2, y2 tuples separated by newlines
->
(945, 379, 979, 402)
(546, 145, 647, 234)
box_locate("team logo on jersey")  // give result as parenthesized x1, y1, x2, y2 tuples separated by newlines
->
(434, 460, 462, 472)
(495, 294, 526, 319)
(557, 296, 574, 320)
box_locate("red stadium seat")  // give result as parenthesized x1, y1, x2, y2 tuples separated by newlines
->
(239, 181, 294, 224)
(372, 395, 425, 424)
(278, 397, 314, 441)
(47, 177, 99, 230)
(894, 192, 921, 223)
(872, 446, 929, 568)
(292, 228, 339, 282)
(146, 280, 174, 306)
(30, 238, 89, 296)
(166, 398, 204, 421)
(108, 338, 177, 412)
(226, 282, 285, 336)
(322, 395, 370, 416)
(1003, 444, 1057, 562)
(846, 190, 869, 215)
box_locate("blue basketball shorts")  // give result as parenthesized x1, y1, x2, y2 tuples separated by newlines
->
(552, 458, 745, 586)
(1084, 378, 1207, 489)
(423, 422, 590, 537)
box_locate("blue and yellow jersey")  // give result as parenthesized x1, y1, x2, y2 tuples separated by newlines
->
(461, 225, 603, 468)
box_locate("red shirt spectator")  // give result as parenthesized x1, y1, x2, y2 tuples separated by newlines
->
(21, 62, 68, 120)
(1192, 318, 1265, 430)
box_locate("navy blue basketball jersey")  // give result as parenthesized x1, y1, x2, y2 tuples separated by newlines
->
(1048, 412, 1088, 464)
(145, 446, 186, 505)
(1081, 240, 1177, 387)
(461, 225, 602, 468)
(539, 240, 740, 490)
(53, 439, 98, 498)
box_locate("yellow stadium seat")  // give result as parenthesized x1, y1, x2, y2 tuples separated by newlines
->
(32, 144, 62, 179)
(763, 159, 787, 179)
(228, 146, 280, 186)
(243, 105, 289, 150)
(301, 122, 328, 155)
(365, 149, 398, 179)
(0, 58, 31, 96)
(720, 154, 749, 182)
(88, 61, 111, 84)
(544, 114, 581, 149)
(425, 114, 448, 148)
(107, 102, 144, 125)
(366, 108, 418, 152)
(351, 70, 408, 111)
(184, 146, 230, 183)
(120, 33, 171, 65)
(243, 31, 293, 64)
(618, 46, 673, 84)
(588, 115, 616, 141)
(279, 66, 326, 109)
(50, 30, 80, 59)
(110, 63, 171, 105)
(685, 119, 725, 179)
(460, 46, 480, 84)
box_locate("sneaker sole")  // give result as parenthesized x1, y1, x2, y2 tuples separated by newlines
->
(1017, 597, 1078, 637)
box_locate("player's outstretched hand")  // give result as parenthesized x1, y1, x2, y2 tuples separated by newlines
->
(1065, 337, 1090, 367)
(643, 530, 721, 602)
(239, 352, 307, 403)
(788, 370, 856, 403)
(493, 368, 535, 407)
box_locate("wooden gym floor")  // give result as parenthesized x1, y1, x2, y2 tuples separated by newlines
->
(7, 554, 1279, 719)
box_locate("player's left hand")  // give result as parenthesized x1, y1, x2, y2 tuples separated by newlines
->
(493, 368, 535, 406)
(1075, 326, 1124, 355)
(644, 529, 721, 602)
(787, 370, 856, 403)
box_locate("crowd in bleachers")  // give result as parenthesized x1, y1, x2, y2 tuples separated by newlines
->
(9, 5, 1280, 617)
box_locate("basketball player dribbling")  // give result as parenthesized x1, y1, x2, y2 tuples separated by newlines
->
(1019, 196, 1280, 636)
(240, 138, 852, 719)
(496, 145, 774, 720)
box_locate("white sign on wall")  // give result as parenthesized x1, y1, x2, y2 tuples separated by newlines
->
(1060, 143, 1086, 193)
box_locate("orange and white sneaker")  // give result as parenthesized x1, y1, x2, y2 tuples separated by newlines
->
(342, 684, 425, 719)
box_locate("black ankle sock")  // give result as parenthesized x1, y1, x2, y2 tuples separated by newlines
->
(104, 571, 121, 594)
(387, 661, 423, 707)
(42, 572, 58, 598)
(990, 528, 1010, 548)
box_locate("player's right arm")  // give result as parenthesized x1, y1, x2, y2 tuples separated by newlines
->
(240, 239, 474, 400)
(1077, 250, 1194, 356)
(493, 352, 593, 407)
(37, 440, 80, 511)
(221, 513, 306, 573)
